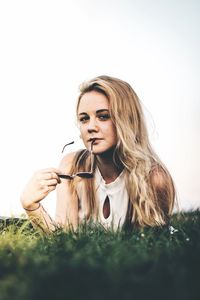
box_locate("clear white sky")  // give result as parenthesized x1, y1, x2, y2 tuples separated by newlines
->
(0, 0, 199, 217)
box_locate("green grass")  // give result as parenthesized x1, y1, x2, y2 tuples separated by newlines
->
(0, 211, 200, 300)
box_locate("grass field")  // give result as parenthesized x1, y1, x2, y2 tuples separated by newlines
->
(0, 211, 199, 300)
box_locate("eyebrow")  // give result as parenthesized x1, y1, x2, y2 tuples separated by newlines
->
(78, 109, 109, 116)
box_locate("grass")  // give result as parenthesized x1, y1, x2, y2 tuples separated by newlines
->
(0, 211, 200, 300)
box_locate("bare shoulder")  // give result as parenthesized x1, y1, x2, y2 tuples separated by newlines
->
(58, 151, 78, 173)
(149, 165, 169, 189)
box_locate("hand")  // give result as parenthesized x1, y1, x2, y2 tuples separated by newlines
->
(20, 168, 61, 210)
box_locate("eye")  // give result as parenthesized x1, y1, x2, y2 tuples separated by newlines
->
(79, 116, 89, 123)
(98, 114, 110, 121)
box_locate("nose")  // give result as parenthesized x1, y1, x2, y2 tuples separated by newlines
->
(87, 117, 99, 133)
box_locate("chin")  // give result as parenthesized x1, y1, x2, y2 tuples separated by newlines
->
(92, 148, 105, 155)
(92, 145, 116, 155)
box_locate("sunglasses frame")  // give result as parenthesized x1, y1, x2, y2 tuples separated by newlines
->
(58, 141, 94, 180)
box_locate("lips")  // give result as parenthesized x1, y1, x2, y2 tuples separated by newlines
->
(88, 138, 103, 143)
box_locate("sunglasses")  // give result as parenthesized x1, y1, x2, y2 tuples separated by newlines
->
(58, 141, 94, 179)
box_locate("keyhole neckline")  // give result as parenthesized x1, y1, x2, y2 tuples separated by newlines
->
(102, 195, 111, 219)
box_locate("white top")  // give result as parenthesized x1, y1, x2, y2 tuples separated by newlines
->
(77, 167, 129, 230)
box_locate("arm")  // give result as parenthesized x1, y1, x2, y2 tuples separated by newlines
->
(20, 167, 61, 233)
(24, 203, 56, 233)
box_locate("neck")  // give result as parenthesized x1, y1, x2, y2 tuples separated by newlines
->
(96, 148, 124, 183)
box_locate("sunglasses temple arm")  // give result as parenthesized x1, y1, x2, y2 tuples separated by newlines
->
(90, 152, 94, 173)
(90, 142, 94, 173)
(61, 141, 74, 153)
(77, 142, 94, 170)
(90, 142, 94, 174)
(76, 148, 89, 166)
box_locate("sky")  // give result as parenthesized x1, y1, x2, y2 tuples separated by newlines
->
(0, 0, 199, 217)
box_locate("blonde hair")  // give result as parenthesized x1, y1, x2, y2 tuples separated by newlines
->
(69, 75, 175, 228)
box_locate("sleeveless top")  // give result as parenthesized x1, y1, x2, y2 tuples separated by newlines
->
(77, 167, 129, 231)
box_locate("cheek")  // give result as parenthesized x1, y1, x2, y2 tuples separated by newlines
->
(107, 122, 117, 139)
(79, 125, 88, 141)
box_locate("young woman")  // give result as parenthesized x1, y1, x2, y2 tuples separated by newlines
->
(20, 75, 176, 232)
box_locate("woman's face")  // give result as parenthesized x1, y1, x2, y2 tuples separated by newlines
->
(77, 91, 117, 154)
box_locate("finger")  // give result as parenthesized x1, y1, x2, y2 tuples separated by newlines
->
(51, 171, 61, 183)
(41, 185, 56, 193)
(48, 172, 61, 183)
(46, 179, 60, 186)
(46, 185, 56, 192)
(39, 180, 48, 189)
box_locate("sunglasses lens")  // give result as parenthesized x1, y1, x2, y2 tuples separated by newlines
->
(77, 173, 93, 178)
(59, 174, 73, 179)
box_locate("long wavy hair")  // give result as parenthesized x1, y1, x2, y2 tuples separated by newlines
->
(68, 75, 176, 228)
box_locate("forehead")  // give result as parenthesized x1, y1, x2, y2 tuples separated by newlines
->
(78, 91, 109, 113)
